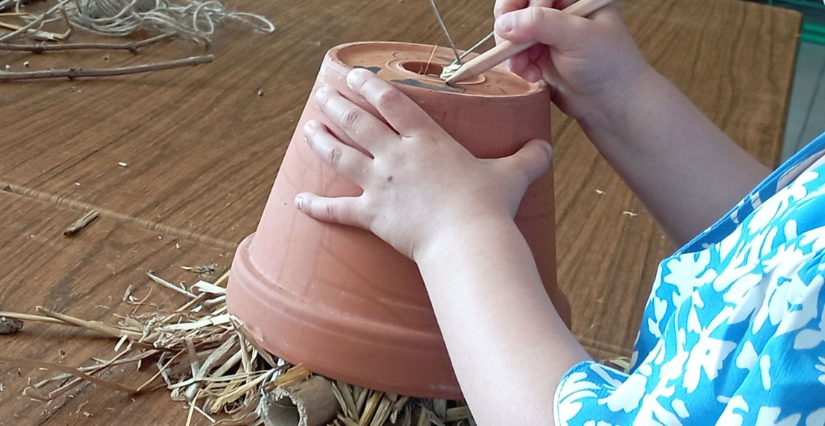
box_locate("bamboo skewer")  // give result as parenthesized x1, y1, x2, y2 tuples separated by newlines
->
(444, 0, 616, 84)
(0, 20, 64, 41)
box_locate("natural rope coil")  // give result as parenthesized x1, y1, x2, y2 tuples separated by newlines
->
(60, 0, 274, 41)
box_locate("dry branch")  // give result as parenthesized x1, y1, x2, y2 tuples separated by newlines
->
(0, 33, 175, 53)
(0, 54, 213, 80)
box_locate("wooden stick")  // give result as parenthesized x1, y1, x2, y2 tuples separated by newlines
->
(0, 55, 213, 81)
(0, 20, 64, 41)
(63, 210, 99, 236)
(445, 0, 615, 84)
(0, 33, 175, 53)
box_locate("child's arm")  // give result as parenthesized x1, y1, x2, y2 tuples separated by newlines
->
(295, 70, 591, 424)
(416, 220, 589, 424)
(495, 2, 770, 245)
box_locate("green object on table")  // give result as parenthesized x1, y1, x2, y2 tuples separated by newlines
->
(763, 0, 825, 44)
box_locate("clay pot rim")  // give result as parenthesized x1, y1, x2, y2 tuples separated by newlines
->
(232, 235, 447, 345)
(329, 41, 548, 99)
(229, 235, 463, 399)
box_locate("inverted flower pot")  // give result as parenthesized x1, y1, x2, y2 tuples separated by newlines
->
(227, 42, 570, 399)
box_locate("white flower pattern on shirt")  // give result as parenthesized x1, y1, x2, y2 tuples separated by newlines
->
(555, 133, 825, 425)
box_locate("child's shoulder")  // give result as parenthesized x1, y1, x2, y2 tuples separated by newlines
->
(555, 134, 825, 426)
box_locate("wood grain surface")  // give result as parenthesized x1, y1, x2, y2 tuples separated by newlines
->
(0, 0, 801, 423)
(0, 190, 231, 425)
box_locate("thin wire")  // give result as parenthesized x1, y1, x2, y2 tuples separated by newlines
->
(428, 0, 461, 63)
(456, 31, 495, 63)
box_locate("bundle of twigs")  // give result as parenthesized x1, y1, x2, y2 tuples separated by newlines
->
(0, 269, 473, 426)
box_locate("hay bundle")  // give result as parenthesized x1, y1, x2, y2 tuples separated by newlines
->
(0, 269, 473, 426)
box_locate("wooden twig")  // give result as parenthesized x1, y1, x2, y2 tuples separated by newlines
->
(0, 55, 213, 81)
(59, 6, 72, 40)
(0, 3, 64, 43)
(0, 20, 62, 41)
(63, 210, 99, 236)
(0, 33, 175, 54)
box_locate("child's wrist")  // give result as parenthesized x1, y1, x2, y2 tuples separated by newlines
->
(577, 64, 663, 148)
(412, 215, 518, 265)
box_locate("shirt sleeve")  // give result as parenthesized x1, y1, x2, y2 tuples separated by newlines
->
(553, 265, 825, 426)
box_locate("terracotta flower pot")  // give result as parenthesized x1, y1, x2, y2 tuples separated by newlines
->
(227, 41, 570, 399)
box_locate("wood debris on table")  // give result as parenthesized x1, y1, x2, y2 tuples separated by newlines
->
(63, 209, 100, 236)
(0, 269, 473, 426)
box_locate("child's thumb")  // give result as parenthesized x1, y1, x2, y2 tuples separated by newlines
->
(503, 139, 553, 186)
(495, 7, 585, 50)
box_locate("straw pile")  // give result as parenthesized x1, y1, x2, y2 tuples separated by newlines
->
(0, 269, 473, 426)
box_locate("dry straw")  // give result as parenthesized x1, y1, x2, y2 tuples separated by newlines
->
(0, 269, 473, 426)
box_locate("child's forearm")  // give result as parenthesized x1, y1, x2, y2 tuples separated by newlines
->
(579, 67, 770, 245)
(415, 217, 591, 425)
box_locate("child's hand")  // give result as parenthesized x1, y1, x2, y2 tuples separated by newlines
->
(493, 0, 651, 123)
(294, 68, 553, 261)
(492, 1, 770, 245)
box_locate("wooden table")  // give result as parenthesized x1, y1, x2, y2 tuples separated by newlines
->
(0, 0, 801, 423)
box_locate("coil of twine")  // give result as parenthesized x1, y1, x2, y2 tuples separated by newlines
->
(63, 0, 274, 41)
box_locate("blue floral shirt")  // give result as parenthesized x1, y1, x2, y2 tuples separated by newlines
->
(555, 133, 825, 425)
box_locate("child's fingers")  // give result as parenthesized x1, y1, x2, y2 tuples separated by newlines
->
(494, 0, 528, 19)
(508, 44, 545, 81)
(521, 63, 543, 83)
(304, 120, 372, 183)
(498, 139, 553, 188)
(506, 50, 530, 75)
(345, 69, 442, 139)
(553, 0, 578, 9)
(294, 193, 366, 228)
(538, 56, 563, 88)
(529, 0, 555, 7)
(494, 0, 555, 19)
(591, 3, 622, 23)
(495, 6, 588, 51)
(315, 86, 398, 151)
